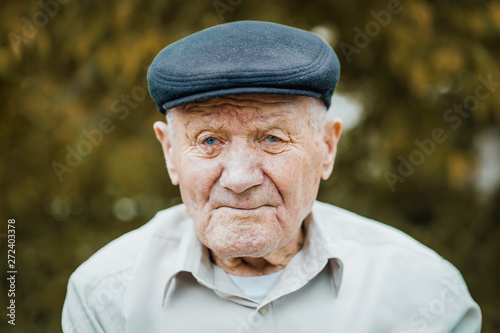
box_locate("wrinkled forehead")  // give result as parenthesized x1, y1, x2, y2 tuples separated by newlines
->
(170, 94, 313, 121)
(181, 94, 306, 110)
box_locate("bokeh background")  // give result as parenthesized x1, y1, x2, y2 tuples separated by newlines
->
(1, 0, 499, 332)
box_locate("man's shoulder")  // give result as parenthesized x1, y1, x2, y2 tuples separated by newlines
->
(312, 202, 481, 330)
(62, 204, 192, 331)
(312, 201, 468, 291)
(312, 201, 441, 261)
(72, 204, 190, 282)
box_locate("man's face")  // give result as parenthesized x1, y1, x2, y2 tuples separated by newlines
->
(154, 95, 342, 260)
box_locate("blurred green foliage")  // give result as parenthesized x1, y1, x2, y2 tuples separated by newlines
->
(1, 0, 499, 332)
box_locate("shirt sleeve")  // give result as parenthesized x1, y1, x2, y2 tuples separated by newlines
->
(441, 259, 482, 333)
(62, 271, 126, 333)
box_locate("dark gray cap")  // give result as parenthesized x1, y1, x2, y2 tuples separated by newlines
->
(147, 21, 340, 114)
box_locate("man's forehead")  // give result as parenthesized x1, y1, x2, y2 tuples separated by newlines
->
(176, 94, 308, 113)
(170, 95, 312, 132)
(169, 95, 313, 127)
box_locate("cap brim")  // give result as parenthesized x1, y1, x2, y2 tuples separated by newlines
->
(160, 87, 325, 113)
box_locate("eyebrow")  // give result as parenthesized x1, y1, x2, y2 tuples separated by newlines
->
(182, 111, 295, 137)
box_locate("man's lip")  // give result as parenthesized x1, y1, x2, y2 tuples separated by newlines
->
(217, 205, 269, 210)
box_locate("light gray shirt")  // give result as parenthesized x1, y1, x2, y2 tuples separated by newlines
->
(62, 201, 481, 332)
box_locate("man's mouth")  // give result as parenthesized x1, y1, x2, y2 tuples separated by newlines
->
(219, 205, 268, 211)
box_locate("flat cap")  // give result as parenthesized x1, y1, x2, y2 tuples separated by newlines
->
(147, 21, 340, 113)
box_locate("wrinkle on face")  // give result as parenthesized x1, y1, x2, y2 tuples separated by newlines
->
(162, 94, 337, 275)
(181, 108, 302, 141)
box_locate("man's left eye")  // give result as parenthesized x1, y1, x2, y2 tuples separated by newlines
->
(204, 137, 219, 145)
(266, 135, 280, 143)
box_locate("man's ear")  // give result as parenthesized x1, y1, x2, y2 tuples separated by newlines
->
(321, 118, 343, 180)
(153, 121, 179, 185)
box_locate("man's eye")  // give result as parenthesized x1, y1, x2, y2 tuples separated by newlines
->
(266, 135, 280, 143)
(204, 137, 219, 145)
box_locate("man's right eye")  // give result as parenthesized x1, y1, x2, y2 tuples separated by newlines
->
(203, 137, 219, 145)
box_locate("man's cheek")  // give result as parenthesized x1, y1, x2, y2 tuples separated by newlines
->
(281, 155, 306, 181)
(182, 160, 220, 190)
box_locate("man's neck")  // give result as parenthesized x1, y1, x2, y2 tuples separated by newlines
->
(211, 226, 304, 276)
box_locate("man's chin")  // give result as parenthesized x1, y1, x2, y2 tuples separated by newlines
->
(201, 210, 283, 258)
(207, 231, 280, 260)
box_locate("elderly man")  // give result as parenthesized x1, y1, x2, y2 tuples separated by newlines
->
(62, 21, 481, 332)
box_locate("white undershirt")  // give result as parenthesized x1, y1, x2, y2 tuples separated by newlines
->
(228, 270, 283, 303)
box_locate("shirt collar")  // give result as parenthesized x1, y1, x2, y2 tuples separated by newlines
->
(262, 210, 344, 303)
(160, 202, 344, 306)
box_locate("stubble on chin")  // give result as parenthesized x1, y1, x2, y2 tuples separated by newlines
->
(201, 207, 282, 259)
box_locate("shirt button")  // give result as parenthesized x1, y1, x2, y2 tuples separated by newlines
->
(258, 306, 268, 316)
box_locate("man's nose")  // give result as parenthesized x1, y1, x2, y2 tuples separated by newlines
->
(219, 142, 264, 194)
